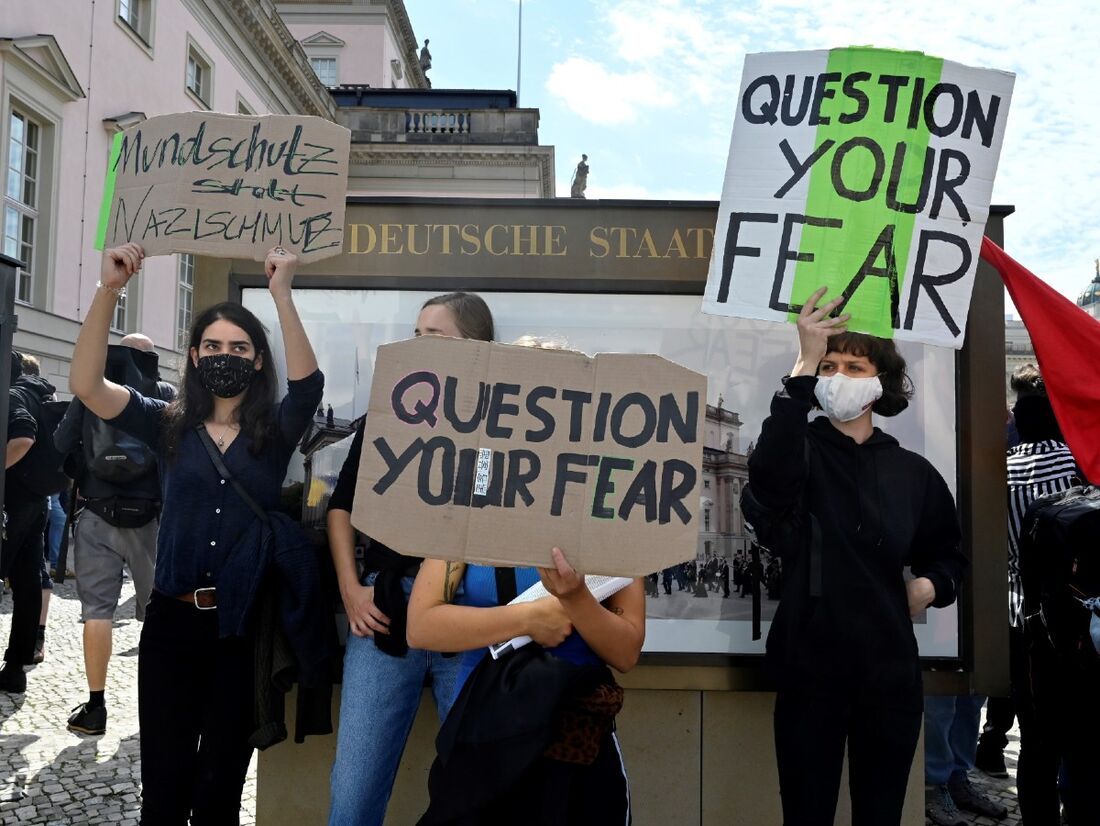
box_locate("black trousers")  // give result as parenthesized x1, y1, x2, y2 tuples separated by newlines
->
(774, 689, 922, 826)
(138, 593, 254, 826)
(2, 497, 46, 666)
(1015, 626, 1100, 825)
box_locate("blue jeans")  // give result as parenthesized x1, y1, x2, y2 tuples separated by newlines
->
(328, 583, 461, 826)
(924, 694, 986, 786)
(46, 493, 65, 568)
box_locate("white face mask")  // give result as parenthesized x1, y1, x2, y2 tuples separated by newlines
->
(814, 373, 883, 423)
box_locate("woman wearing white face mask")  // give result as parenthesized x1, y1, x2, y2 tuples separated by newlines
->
(744, 286, 967, 826)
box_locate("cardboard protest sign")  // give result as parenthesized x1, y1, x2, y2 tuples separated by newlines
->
(95, 112, 350, 262)
(703, 48, 1014, 348)
(350, 336, 706, 577)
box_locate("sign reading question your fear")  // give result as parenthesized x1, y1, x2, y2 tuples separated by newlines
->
(350, 336, 707, 576)
(703, 47, 1015, 347)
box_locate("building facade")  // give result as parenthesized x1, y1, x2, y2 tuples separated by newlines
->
(699, 401, 750, 560)
(2, 0, 333, 389)
(3, 0, 554, 391)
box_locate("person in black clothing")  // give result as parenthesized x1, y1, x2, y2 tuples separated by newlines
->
(746, 287, 966, 826)
(70, 243, 325, 825)
(0, 351, 56, 694)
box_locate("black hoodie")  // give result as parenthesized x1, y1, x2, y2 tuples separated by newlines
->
(6, 372, 58, 505)
(748, 375, 966, 704)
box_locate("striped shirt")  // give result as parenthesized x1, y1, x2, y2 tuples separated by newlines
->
(1007, 440, 1078, 627)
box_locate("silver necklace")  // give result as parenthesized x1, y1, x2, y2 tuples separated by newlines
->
(211, 422, 235, 448)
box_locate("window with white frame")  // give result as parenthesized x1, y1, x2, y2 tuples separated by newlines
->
(310, 57, 337, 86)
(186, 43, 212, 106)
(111, 290, 128, 333)
(4, 110, 40, 304)
(177, 253, 194, 351)
(118, 0, 153, 44)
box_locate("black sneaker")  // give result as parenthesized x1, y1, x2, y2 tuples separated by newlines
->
(0, 664, 26, 693)
(950, 775, 1009, 820)
(975, 747, 1009, 778)
(67, 703, 107, 735)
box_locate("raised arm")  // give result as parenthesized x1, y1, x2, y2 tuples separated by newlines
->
(748, 286, 849, 510)
(537, 548, 646, 673)
(70, 245, 144, 420)
(264, 248, 317, 381)
(407, 559, 573, 653)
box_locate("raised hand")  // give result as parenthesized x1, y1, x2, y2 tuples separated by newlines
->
(100, 243, 144, 290)
(264, 246, 298, 298)
(537, 547, 589, 604)
(792, 286, 851, 377)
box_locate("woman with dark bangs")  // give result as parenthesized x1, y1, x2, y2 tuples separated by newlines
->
(744, 287, 967, 826)
(70, 243, 324, 825)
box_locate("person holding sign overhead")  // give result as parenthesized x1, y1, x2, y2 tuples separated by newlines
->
(742, 287, 967, 826)
(326, 292, 495, 826)
(69, 243, 327, 825)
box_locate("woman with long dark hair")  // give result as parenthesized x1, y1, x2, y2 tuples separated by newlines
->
(326, 292, 495, 826)
(70, 243, 324, 824)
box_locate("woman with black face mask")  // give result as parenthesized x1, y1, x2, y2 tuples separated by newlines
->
(71, 243, 324, 825)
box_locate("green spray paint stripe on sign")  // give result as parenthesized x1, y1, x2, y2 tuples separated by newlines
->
(590, 457, 635, 520)
(789, 48, 943, 337)
(94, 131, 125, 251)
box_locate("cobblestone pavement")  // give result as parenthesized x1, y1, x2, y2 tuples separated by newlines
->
(3, 581, 1024, 826)
(0, 580, 256, 825)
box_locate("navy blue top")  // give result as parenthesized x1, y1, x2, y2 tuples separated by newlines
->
(454, 563, 601, 698)
(109, 370, 324, 596)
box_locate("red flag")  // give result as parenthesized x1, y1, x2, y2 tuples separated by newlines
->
(981, 236, 1100, 482)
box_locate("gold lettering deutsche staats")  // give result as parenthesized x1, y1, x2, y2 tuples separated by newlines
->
(346, 223, 714, 260)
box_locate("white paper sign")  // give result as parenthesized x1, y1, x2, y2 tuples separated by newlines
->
(703, 48, 1014, 348)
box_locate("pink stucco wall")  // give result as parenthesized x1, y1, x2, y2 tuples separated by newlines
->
(2, 1, 300, 351)
(286, 22, 395, 87)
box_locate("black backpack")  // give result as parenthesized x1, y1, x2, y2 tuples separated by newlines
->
(1020, 485, 1100, 678)
(83, 411, 156, 483)
(81, 379, 173, 484)
(7, 388, 70, 497)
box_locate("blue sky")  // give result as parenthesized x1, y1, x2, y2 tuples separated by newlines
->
(405, 0, 1100, 305)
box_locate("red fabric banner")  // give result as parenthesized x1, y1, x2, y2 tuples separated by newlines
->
(980, 236, 1100, 482)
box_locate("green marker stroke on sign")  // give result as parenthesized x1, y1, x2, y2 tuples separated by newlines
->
(94, 132, 125, 251)
(790, 48, 943, 337)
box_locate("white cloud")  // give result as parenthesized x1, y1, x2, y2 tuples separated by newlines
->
(541, 0, 1100, 299)
(545, 56, 676, 124)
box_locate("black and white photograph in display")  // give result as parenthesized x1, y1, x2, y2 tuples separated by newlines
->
(246, 288, 961, 659)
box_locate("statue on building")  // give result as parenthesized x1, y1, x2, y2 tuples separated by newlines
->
(570, 154, 589, 199)
(419, 39, 432, 73)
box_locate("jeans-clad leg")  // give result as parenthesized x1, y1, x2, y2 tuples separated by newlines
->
(328, 633, 428, 826)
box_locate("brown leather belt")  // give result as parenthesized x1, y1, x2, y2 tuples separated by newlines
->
(174, 587, 217, 610)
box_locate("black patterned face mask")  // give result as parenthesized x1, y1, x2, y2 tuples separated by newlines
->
(195, 353, 257, 398)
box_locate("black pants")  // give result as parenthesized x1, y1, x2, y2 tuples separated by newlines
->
(138, 593, 254, 826)
(774, 689, 922, 826)
(1, 497, 46, 666)
(1015, 625, 1100, 825)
